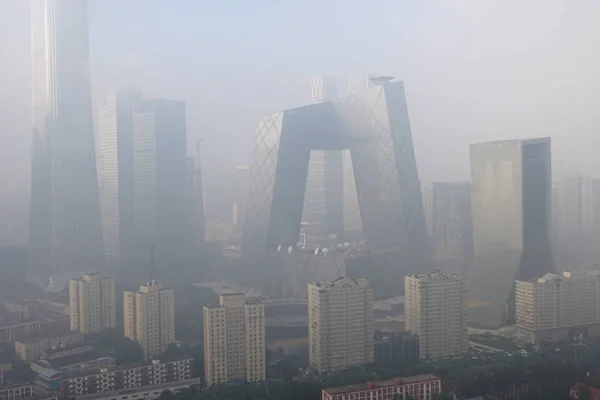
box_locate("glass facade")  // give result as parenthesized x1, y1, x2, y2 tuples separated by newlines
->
(28, 0, 104, 290)
(99, 91, 142, 270)
(242, 81, 427, 296)
(302, 77, 344, 247)
(133, 100, 189, 271)
(468, 138, 554, 328)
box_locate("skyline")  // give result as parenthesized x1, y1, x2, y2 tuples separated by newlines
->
(3, 1, 600, 245)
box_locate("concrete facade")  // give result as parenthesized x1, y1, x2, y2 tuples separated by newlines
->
(69, 273, 115, 334)
(405, 270, 467, 359)
(515, 271, 600, 344)
(308, 277, 374, 372)
(124, 281, 175, 360)
(203, 294, 265, 387)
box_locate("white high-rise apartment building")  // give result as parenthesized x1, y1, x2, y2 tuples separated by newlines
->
(28, 0, 104, 291)
(203, 293, 265, 387)
(124, 281, 175, 360)
(515, 271, 600, 344)
(69, 273, 116, 334)
(405, 270, 468, 359)
(308, 277, 374, 373)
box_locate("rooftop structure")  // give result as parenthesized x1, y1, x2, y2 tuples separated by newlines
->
(323, 374, 441, 400)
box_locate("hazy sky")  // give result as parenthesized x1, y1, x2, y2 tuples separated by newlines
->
(2, 0, 600, 244)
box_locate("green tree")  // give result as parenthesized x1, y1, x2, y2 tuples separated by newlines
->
(85, 328, 143, 365)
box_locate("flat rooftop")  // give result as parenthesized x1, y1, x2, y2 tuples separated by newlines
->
(323, 374, 441, 395)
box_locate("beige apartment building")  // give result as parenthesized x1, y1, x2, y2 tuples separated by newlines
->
(124, 281, 175, 360)
(405, 270, 468, 359)
(308, 277, 374, 373)
(69, 273, 116, 334)
(15, 331, 83, 362)
(515, 271, 600, 344)
(203, 293, 265, 387)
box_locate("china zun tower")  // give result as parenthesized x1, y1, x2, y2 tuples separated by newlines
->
(28, 0, 104, 291)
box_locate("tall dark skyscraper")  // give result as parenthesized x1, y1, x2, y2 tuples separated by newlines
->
(28, 0, 104, 290)
(432, 182, 473, 263)
(242, 80, 428, 297)
(133, 100, 188, 271)
(468, 138, 554, 329)
(99, 91, 143, 270)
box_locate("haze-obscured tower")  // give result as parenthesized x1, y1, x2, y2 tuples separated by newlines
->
(233, 165, 250, 236)
(187, 147, 205, 250)
(468, 138, 554, 328)
(560, 175, 594, 236)
(99, 91, 142, 270)
(133, 100, 188, 272)
(302, 77, 344, 247)
(432, 182, 473, 263)
(242, 80, 427, 297)
(28, 0, 104, 291)
(422, 183, 434, 237)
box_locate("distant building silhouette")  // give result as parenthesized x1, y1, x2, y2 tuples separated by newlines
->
(432, 182, 473, 263)
(133, 99, 189, 271)
(242, 80, 428, 297)
(302, 77, 345, 247)
(28, 0, 104, 291)
(468, 138, 554, 329)
(99, 91, 143, 270)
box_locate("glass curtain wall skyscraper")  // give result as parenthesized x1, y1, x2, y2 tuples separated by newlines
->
(467, 138, 554, 328)
(133, 100, 188, 273)
(28, 0, 104, 291)
(99, 91, 142, 270)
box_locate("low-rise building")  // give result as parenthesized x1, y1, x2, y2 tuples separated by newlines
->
(0, 384, 33, 400)
(32, 356, 115, 376)
(322, 374, 442, 400)
(68, 379, 199, 400)
(0, 320, 40, 345)
(59, 356, 193, 400)
(15, 332, 83, 362)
